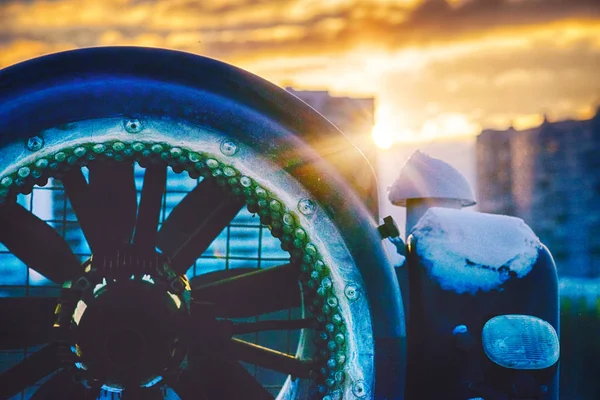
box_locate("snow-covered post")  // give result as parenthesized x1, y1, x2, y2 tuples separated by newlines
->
(387, 150, 476, 234)
(388, 151, 559, 400)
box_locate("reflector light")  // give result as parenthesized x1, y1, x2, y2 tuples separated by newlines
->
(482, 314, 559, 370)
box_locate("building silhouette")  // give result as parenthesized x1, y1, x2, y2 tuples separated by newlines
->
(476, 109, 600, 277)
(286, 88, 377, 216)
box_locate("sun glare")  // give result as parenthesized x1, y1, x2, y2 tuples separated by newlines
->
(372, 122, 395, 149)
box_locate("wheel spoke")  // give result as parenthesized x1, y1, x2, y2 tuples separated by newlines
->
(157, 178, 245, 274)
(0, 297, 57, 349)
(133, 165, 167, 250)
(190, 267, 258, 288)
(88, 160, 137, 247)
(192, 263, 301, 317)
(228, 338, 313, 378)
(231, 318, 316, 335)
(170, 360, 273, 400)
(0, 203, 80, 283)
(61, 168, 103, 253)
(30, 370, 88, 400)
(0, 343, 61, 399)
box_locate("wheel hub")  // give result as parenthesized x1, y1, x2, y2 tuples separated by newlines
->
(58, 248, 190, 390)
(105, 328, 144, 366)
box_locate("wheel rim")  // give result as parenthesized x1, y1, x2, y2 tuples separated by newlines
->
(0, 117, 374, 399)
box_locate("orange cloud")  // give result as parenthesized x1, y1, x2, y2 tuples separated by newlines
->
(0, 0, 598, 142)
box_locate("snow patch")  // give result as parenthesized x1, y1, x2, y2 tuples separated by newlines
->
(388, 150, 476, 207)
(411, 208, 541, 294)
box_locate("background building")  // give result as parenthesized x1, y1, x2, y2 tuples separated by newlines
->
(476, 109, 600, 278)
(286, 88, 378, 217)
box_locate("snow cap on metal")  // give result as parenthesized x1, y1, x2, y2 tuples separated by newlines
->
(388, 150, 476, 207)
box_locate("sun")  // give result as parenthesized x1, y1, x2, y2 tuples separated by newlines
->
(371, 121, 395, 149)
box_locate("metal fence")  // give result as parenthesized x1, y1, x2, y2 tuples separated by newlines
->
(0, 165, 299, 399)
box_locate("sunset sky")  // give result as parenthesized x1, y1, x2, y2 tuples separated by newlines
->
(1, 0, 599, 147)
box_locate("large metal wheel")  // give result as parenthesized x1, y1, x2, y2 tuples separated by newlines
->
(0, 47, 405, 400)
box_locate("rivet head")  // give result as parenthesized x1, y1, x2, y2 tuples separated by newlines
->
(206, 158, 219, 169)
(0, 176, 13, 187)
(223, 167, 237, 177)
(170, 147, 183, 158)
(332, 314, 343, 325)
(352, 380, 368, 398)
(305, 243, 317, 257)
(54, 152, 67, 162)
(239, 176, 252, 188)
(220, 139, 238, 156)
(326, 296, 338, 307)
(294, 228, 306, 240)
(35, 159, 49, 169)
(269, 199, 282, 212)
(92, 143, 106, 154)
(124, 118, 143, 133)
(282, 213, 295, 225)
(187, 152, 201, 162)
(26, 136, 44, 152)
(17, 167, 30, 178)
(255, 186, 267, 198)
(344, 284, 360, 301)
(298, 198, 316, 215)
(112, 142, 126, 152)
(132, 142, 145, 152)
(73, 147, 87, 157)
